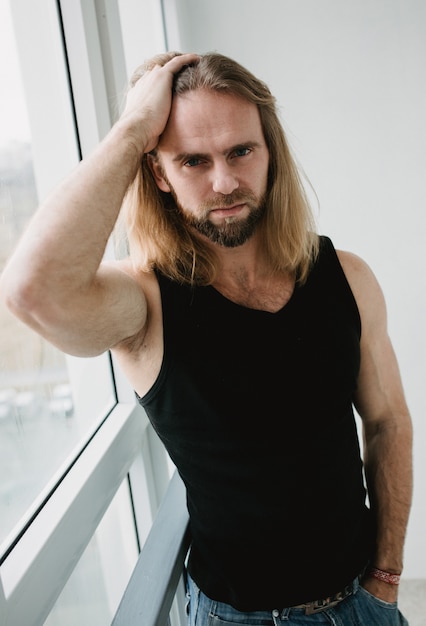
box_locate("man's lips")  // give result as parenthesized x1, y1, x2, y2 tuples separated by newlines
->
(209, 203, 246, 218)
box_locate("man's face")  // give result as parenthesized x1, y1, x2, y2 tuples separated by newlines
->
(151, 89, 270, 248)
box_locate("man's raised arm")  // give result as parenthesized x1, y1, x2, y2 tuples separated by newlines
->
(0, 53, 199, 357)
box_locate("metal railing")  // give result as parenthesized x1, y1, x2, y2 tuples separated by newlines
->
(112, 471, 190, 626)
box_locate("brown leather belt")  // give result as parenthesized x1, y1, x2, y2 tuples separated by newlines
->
(292, 582, 354, 615)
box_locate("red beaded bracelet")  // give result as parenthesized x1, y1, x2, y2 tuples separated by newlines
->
(369, 567, 401, 585)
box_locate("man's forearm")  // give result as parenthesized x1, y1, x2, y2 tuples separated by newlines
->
(363, 413, 413, 574)
(3, 120, 143, 301)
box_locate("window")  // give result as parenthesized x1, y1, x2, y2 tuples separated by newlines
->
(0, 0, 116, 549)
(44, 480, 138, 625)
(0, 2, 172, 623)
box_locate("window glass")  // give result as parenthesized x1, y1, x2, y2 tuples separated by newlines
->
(44, 479, 138, 625)
(0, 0, 116, 548)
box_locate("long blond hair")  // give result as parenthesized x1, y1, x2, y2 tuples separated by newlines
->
(121, 52, 318, 285)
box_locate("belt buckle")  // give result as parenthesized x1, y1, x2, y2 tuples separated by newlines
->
(304, 587, 352, 615)
(305, 597, 342, 615)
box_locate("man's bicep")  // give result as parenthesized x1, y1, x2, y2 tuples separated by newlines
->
(337, 250, 409, 425)
(87, 262, 149, 355)
(27, 261, 148, 358)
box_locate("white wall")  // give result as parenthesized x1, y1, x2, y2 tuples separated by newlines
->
(168, 0, 426, 578)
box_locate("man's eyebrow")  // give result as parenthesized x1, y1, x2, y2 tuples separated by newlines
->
(172, 141, 263, 163)
(172, 152, 207, 163)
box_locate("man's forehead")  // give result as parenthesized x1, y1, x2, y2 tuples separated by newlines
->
(159, 89, 264, 152)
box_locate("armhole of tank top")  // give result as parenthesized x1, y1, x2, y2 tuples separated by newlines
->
(327, 239, 362, 338)
(136, 349, 169, 405)
(135, 270, 170, 406)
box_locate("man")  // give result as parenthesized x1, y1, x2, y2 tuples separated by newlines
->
(0, 52, 412, 624)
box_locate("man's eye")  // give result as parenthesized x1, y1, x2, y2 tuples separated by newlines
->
(233, 147, 251, 157)
(184, 158, 202, 167)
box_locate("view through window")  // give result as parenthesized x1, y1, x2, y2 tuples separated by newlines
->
(0, 0, 116, 549)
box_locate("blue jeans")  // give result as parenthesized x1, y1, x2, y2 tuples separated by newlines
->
(186, 573, 409, 625)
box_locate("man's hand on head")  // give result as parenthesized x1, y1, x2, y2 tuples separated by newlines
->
(121, 52, 200, 154)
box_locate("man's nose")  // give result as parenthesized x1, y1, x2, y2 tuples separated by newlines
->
(212, 163, 239, 195)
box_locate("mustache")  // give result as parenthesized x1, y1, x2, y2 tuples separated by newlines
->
(200, 189, 261, 211)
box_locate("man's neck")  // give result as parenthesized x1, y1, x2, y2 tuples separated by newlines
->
(210, 234, 295, 313)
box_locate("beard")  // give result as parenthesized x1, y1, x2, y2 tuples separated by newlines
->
(167, 185, 267, 248)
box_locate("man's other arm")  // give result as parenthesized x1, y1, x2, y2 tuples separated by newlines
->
(338, 250, 413, 603)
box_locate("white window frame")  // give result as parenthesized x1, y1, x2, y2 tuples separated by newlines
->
(0, 1, 172, 624)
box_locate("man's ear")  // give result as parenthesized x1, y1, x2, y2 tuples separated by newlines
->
(147, 154, 171, 193)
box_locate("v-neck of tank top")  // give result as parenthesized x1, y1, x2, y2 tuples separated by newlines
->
(204, 279, 302, 316)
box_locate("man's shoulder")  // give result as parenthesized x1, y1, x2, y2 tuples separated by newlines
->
(335, 249, 386, 325)
(335, 249, 376, 285)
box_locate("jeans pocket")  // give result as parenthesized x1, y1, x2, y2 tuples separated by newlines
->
(358, 586, 398, 610)
(356, 586, 410, 625)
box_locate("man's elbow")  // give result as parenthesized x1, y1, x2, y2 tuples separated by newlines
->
(1, 265, 59, 331)
(363, 409, 413, 446)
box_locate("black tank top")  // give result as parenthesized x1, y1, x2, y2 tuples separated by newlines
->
(138, 236, 373, 610)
